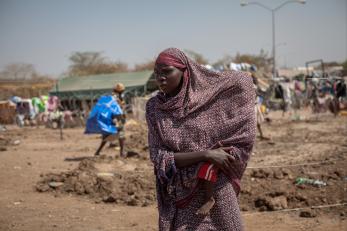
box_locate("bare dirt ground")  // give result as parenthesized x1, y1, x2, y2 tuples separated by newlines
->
(0, 110, 346, 231)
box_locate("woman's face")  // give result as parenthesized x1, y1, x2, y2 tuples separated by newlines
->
(155, 64, 183, 96)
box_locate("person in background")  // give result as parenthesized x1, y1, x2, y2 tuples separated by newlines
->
(85, 90, 125, 157)
(250, 71, 270, 140)
(108, 83, 127, 157)
(280, 77, 293, 117)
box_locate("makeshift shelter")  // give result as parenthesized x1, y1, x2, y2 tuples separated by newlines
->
(49, 71, 157, 111)
(0, 101, 16, 124)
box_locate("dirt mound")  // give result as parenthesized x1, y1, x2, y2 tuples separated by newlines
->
(124, 120, 148, 156)
(36, 156, 156, 206)
(36, 156, 347, 215)
(35, 119, 152, 206)
(240, 160, 347, 215)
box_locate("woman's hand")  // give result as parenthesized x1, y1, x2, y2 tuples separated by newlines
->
(205, 148, 235, 176)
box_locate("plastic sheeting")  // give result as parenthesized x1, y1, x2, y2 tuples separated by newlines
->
(85, 95, 123, 135)
(32, 97, 46, 113)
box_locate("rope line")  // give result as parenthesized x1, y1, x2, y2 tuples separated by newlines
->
(242, 203, 347, 216)
(246, 160, 341, 169)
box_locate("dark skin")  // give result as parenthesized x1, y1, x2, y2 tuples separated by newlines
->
(154, 64, 235, 177)
(95, 137, 107, 156)
(155, 64, 184, 97)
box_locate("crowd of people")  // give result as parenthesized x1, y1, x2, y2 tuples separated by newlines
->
(252, 72, 347, 119)
(6, 95, 75, 128)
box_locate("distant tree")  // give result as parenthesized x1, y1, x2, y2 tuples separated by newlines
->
(324, 61, 340, 67)
(68, 51, 128, 76)
(184, 49, 208, 65)
(0, 63, 37, 80)
(134, 59, 155, 71)
(233, 49, 271, 72)
(94, 61, 128, 74)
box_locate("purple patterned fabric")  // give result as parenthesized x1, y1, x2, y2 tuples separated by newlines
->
(146, 48, 256, 230)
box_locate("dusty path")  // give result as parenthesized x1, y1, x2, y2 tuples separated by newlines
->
(0, 112, 346, 231)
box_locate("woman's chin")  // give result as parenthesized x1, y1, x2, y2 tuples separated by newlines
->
(160, 88, 169, 94)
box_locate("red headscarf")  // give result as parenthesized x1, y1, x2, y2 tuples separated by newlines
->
(154, 48, 248, 119)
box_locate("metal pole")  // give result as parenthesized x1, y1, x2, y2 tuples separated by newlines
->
(272, 10, 276, 78)
(241, 0, 305, 78)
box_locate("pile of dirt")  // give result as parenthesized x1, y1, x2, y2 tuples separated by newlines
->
(36, 155, 347, 216)
(36, 119, 152, 206)
(240, 160, 347, 215)
(36, 156, 156, 207)
(124, 119, 148, 156)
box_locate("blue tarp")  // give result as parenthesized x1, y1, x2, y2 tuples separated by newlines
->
(85, 95, 123, 135)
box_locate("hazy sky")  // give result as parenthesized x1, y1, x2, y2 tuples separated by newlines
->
(0, 0, 346, 77)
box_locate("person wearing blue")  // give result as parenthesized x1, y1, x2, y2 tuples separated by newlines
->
(85, 87, 125, 157)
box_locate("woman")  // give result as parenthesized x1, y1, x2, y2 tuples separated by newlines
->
(146, 48, 255, 230)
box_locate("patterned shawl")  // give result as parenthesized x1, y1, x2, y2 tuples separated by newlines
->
(146, 48, 256, 229)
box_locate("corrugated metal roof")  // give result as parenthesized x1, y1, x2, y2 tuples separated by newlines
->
(52, 70, 153, 92)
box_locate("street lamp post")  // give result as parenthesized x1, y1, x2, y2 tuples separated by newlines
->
(241, 0, 305, 78)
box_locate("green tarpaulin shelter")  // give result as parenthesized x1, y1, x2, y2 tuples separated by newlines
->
(50, 70, 156, 101)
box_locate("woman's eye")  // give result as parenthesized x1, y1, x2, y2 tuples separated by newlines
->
(162, 69, 172, 75)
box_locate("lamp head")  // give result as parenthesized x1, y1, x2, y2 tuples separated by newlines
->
(240, 1, 248, 7)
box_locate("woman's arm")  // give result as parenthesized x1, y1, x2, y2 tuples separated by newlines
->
(174, 149, 235, 176)
(173, 150, 207, 168)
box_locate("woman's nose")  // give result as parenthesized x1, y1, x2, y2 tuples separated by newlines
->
(156, 74, 166, 82)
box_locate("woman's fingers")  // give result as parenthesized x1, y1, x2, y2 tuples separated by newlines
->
(215, 161, 224, 172)
(226, 158, 234, 172)
(221, 147, 231, 153)
(227, 155, 235, 163)
(224, 154, 239, 176)
(222, 159, 233, 176)
(222, 167, 230, 176)
(215, 161, 225, 171)
(216, 159, 228, 175)
(210, 149, 238, 176)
